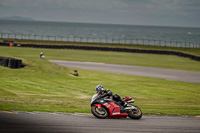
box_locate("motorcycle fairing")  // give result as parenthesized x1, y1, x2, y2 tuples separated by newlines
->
(104, 102, 128, 118)
(93, 102, 128, 118)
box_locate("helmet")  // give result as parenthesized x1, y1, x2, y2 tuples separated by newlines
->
(95, 85, 104, 95)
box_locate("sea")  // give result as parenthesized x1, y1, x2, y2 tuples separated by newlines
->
(0, 20, 200, 44)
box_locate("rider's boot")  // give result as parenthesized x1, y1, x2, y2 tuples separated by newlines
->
(123, 101, 128, 107)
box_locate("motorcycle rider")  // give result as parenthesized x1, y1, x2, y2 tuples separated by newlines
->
(95, 85, 127, 107)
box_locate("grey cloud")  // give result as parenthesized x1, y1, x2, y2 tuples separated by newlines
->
(0, 0, 200, 27)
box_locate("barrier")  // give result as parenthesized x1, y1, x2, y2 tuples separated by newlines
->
(0, 32, 200, 48)
(0, 56, 23, 69)
(0, 42, 200, 61)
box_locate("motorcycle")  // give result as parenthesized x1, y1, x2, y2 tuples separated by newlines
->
(91, 94, 142, 119)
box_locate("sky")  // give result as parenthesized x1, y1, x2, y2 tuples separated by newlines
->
(0, 0, 200, 27)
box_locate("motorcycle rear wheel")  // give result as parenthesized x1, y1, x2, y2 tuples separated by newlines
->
(91, 105, 109, 119)
(128, 106, 142, 119)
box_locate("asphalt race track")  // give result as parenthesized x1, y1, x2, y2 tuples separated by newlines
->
(49, 60, 200, 83)
(0, 111, 200, 133)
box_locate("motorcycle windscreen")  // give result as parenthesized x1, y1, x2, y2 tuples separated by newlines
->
(91, 94, 98, 104)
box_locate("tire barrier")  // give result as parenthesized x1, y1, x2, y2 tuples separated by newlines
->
(0, 42, 200, 61)
(0, 56, 23, 69)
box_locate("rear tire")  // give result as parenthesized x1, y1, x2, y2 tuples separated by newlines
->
(128, 106, 142, 119)
(91, 105, 109, 119)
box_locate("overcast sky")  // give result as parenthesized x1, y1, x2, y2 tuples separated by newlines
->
(0, 0, 200, 27)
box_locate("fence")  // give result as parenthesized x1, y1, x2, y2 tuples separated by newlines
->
(0, 33, 200, 48)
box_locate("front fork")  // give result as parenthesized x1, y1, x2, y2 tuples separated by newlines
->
(93, 104, 106, 115)
(94, 104, 102, 109)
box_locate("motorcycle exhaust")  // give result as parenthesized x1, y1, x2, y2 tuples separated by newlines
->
(127, 100, 135, 103)
(124, 106, 137, 110)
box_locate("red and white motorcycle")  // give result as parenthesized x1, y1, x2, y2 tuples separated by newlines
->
(91, 94, 142, 119)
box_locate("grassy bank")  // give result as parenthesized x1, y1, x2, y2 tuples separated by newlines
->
(0, 46, 200, 115)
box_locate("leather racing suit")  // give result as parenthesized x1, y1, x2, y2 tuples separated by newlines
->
(99, 89, 127, 106)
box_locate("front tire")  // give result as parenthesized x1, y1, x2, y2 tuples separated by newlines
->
(91, 105, 109, 119)
(128, 106, 142, 119)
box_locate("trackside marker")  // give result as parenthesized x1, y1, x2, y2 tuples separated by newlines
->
(0, 111, 18, 114)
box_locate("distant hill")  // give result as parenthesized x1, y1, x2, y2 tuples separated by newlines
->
(0, 16, 34, 21)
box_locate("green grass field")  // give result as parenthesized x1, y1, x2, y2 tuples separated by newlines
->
(0, 46, 200, 116)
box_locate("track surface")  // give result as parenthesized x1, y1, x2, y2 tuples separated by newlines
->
(0, 111, 200, 133)
(50, 60, 200, 83)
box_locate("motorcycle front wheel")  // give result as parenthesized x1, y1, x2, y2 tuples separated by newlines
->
(128, 106, 142, 119)
(91, 105, 109, 119)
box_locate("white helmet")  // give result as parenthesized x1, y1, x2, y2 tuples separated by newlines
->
(95, 85, 104, 95)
